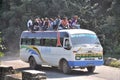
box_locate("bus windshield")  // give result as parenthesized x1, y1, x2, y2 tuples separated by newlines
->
(71, 34, 100, 46)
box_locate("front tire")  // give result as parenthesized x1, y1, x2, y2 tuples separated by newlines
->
(60, 60, 71, 74)
(29, 56, 40, 70)
(87, 66, 95, 73)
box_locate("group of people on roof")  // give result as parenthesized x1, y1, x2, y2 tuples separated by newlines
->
(27, 15, 80, 31)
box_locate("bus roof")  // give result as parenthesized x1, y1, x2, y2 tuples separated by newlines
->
(59, 29, 95, 34)
(21, 29, 96, 38)
(21, 31, 69, 38)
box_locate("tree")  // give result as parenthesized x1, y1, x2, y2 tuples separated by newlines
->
(0, 0, 119, 55)
(102, 0, 120, 54)
(0, 32, 4, 58)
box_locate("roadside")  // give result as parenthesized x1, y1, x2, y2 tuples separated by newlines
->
(0, 52, 29, 69)
(1, 58, 120, 80)
(0, 53, 120, 80)
(104, 54, 120, 68)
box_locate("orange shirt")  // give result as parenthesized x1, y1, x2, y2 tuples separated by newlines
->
(61, 20, 69, 26)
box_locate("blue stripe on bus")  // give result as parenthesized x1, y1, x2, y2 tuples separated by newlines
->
(28, 49, 39, 56)
(68, 60, 104, 67)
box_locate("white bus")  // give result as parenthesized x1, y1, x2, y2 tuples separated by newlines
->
(20, 29, 104, 74)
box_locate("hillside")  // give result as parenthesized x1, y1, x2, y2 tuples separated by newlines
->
(0, 0, 120, 55)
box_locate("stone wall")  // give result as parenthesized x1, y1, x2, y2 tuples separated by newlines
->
(0, 65, 46, 80)
(0, 65, 14, 80)
(5, 74, 22, 80)
(22, 70, 46, 80)
(104, 57, 120, 68)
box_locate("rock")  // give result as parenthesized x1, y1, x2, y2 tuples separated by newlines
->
(22, 70, 46, 80)
(0, 65, 14, 80)
(104, 57, 112, 65)
(5, 74, 22, 80)
(118, 60, 120, 63)
(104, 57, 118, 66)
(111, 58, 117, 61)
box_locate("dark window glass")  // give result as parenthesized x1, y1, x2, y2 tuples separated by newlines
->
(21, 38, 32, 45)
(21, 38, 63, 47)
(40, 39, 45, 46)
(34, 39, 40, 45)
(44, 39, 57, 47)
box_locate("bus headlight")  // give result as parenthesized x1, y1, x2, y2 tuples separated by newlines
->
(75, 56, 81, 60)
(98, 56, 102, 59)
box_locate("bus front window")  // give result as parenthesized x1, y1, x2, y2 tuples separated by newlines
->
(71, 34, 100, 46)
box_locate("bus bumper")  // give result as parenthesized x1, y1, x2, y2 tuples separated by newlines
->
(68, 60, 104, 67)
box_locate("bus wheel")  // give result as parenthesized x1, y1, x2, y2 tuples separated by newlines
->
(62, 60, 71, 74)
(87, 66, 95, 73)
(29, 56, 39, 70)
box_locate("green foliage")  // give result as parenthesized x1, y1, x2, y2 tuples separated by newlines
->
(0, 0, 2, 10)
(0, 0, 120, 54)
(0, 52, 4, 57)
(109, 60, 120, 68)
(113, 45, 120, 54)
(0, 32, 4, 57)
(100, 0, 120, 55)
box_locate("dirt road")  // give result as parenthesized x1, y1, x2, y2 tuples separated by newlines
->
(0, 55, 120, 80)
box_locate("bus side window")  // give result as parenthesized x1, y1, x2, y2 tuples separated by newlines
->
(51, 39, 57, 47)
(26, 39, 30, 45)
(21, 38, 28, 45)
(44, 39, 52, 46)
(44, 39, 48, 46)
(40, 39, 45, 46)
(60, 38, 63, 46)
(34, 39, 40, 45)
(25, 39, 33, 45)
(21, 39, 23, 44)
(31, 39, 35, 45)
(40, 39, 57, 47)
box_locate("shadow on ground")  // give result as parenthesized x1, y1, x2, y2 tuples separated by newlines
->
(16, 66, 98, 79)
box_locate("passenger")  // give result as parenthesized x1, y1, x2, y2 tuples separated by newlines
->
(37, 18, 43, 31)
(60, 17, 69, 29)
(33, 18, 40, 31)
(71, 15, 80, 29)
(43, 17, 51, 31)
(49, 18, 54, 30)
(52, 17, 57, 30)
(27, 15, 81, 31)
(40, 18, 45, 31)
(68, 19, 72, 29)
(55, 15, 61, 30)
(27, 18, 33, 31)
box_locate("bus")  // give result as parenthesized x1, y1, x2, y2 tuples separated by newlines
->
(20, 29, 104, 74)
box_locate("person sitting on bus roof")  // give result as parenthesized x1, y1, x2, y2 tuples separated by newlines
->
(49, 18, 54, 30)
(33, 18, 40, 31)
(71, 15, 80, 29)
(68, 19, 73, 29)
(38, 18, 47, 31)
(54, 15, 62, 30)
(40, 18, 45, 31)
(27, 18, 33, 31)
(60, 17, 69, 29)
(43, 17, 51, 31)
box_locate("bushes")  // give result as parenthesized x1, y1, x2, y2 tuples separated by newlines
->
(109, 60, 120, 68)
(104, 57, 120, 68)
(0, 52, 4, 57)
(0, 32, 5, 58)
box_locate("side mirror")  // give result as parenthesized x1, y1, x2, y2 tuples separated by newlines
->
(64, 44, 72, 50)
